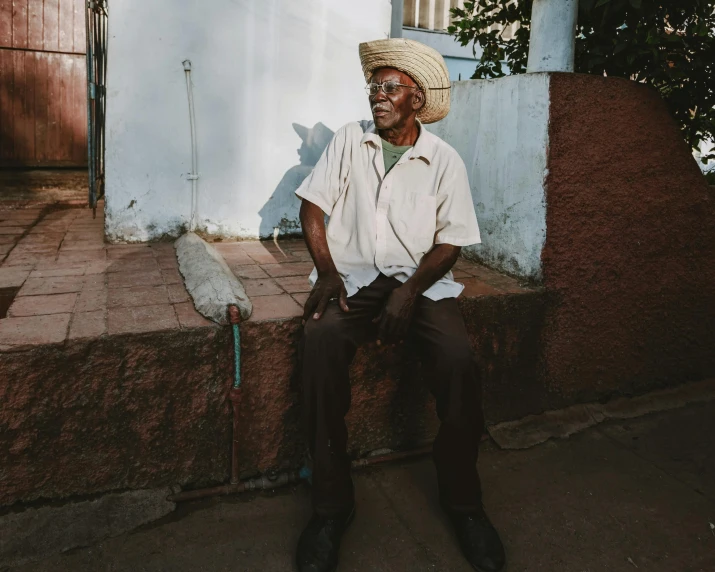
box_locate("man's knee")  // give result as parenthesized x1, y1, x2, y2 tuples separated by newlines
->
(435, 334, 475, 369)
(303, 310, 348, 350)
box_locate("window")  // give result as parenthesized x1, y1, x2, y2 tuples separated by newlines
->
(402, 0, 519, 40)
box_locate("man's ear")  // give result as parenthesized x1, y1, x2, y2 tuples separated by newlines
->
(412, 90, 426, 112)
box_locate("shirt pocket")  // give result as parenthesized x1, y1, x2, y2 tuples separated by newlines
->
(389, 192, 437, 254)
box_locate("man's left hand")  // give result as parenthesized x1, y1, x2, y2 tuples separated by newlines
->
(374, 284, 419, 345)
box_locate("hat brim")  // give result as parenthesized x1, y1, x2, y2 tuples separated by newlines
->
(359, 38, 451, 124)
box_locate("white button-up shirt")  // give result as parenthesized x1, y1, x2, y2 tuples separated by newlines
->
(295, 120, 480, 301)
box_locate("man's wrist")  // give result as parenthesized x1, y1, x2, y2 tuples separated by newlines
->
(316, 266, 340, 279)
(400, 279, 423, 297)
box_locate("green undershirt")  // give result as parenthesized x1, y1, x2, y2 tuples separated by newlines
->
(381, 138, 413, 175)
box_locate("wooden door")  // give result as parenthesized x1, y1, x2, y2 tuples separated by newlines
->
(0, 0, 87, 167)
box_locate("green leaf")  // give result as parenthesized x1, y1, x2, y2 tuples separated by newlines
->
(595, 0, 613, 7)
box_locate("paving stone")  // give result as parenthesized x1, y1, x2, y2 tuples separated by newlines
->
(28, 265, 87, 279)
(18, 276, 85, 296)
(261, 262, 315, 278)
(242, 278, 284, 297)
(59, 242, 105, 252)
(107, 246, 154, 260)
(0, 227, 27, 235)
(105, 257, 159, 274)
(68, 310, 107, 339)
(3, 252, 56, 267)
(84, 260, 110, 275)
(75, 288, 107, 312)
(249, 251, 303, 264)
(275, 275, 312, 294)
(0, 267, 33, 288)
(160, 267, 183, 285)
(291, 292, 310, 307)
(20, 232, 65, 244)
(229, 264, 269, 280)
(174, 302, 215, 328)
(107, 304, 179, 334)
(56, 250, 106, 264)
(108, 285, 169, 308)
(107, 270, 164, 289)
(0, 220, 31, 228)
(248, 294, 303, 321)
(64, 232, 104, 241)
(156, 256, 179, 270)
(221, 252, 255, 265)
(82, 274, 106, 290)
(167, 284, 190, 303)
(0, 314, 70, 346)
(149, 243, 175, 255)
(7, 293, 77, 317)
(10, 244, 58, 254)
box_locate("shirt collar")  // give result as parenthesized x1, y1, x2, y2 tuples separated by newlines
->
(360, 119, 436, 164)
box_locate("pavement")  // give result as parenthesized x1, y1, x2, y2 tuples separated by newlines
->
(12, 400, 715, 572)
(0, 204, 531, 348)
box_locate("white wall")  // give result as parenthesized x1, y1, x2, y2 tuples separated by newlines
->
(429, 74, 550, 280)
(105, 0, 391, 242)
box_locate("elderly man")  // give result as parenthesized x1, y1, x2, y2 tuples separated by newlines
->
(295, 38, 505, 572)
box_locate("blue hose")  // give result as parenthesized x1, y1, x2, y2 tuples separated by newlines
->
(232, 323, 241, 389)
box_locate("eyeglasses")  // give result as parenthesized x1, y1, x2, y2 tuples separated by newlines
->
(365, 81, 420, 96)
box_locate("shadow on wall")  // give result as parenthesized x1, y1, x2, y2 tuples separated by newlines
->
(258, 122, 334, 239)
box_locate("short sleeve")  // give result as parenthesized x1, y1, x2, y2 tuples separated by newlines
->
(295, 125, 351, 216)
(434, 155, 481, 247)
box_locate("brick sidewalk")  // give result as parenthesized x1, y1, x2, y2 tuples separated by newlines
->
(0, 204, 532, 350)
(0, 204, 212, 350)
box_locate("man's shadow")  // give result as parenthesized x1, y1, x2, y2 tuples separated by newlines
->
(258, 122, 334, 239)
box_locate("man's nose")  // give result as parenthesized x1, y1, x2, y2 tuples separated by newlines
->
(371, 88, 388, 103)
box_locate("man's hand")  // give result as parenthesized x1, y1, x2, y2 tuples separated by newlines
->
(303, 271, 349, 322)
(374, 283, 418, 345)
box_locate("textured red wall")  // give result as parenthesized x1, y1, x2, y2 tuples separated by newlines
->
(542, 73, 715, 400)
(0, 291, 545, 507)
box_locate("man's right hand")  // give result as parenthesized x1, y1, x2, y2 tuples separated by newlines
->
(302, 271, 349, 322)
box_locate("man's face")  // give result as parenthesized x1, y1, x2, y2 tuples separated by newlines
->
(368, 68, 424, 130)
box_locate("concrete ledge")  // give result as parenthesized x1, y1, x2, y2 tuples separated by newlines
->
(488, 378, 715, 449)
(0, 242, 547, 507)
(0, 488, 174, 568)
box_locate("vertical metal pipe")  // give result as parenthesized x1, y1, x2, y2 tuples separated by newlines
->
(391, 0, 404, 38)
(182, 60, 199, 231)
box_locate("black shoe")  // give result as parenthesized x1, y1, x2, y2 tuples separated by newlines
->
(296, 507, 355, 572)
(443, 506, 505, 572)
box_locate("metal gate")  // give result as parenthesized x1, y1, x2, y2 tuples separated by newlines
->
(85, 0, 107, 211)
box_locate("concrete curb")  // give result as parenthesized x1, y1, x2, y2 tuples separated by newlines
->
(0, 488, 175, 568)
(175, 232, 252, 324)
(488, 378, 715, 449)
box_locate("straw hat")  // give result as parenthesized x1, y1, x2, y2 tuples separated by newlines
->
(359, 38, 451, 124)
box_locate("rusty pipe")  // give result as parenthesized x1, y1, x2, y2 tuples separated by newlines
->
(167, 446, 433, 503)
(168, 470, 303, 503)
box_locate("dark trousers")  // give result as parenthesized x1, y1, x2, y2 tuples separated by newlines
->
(301, 274, 484, 517)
